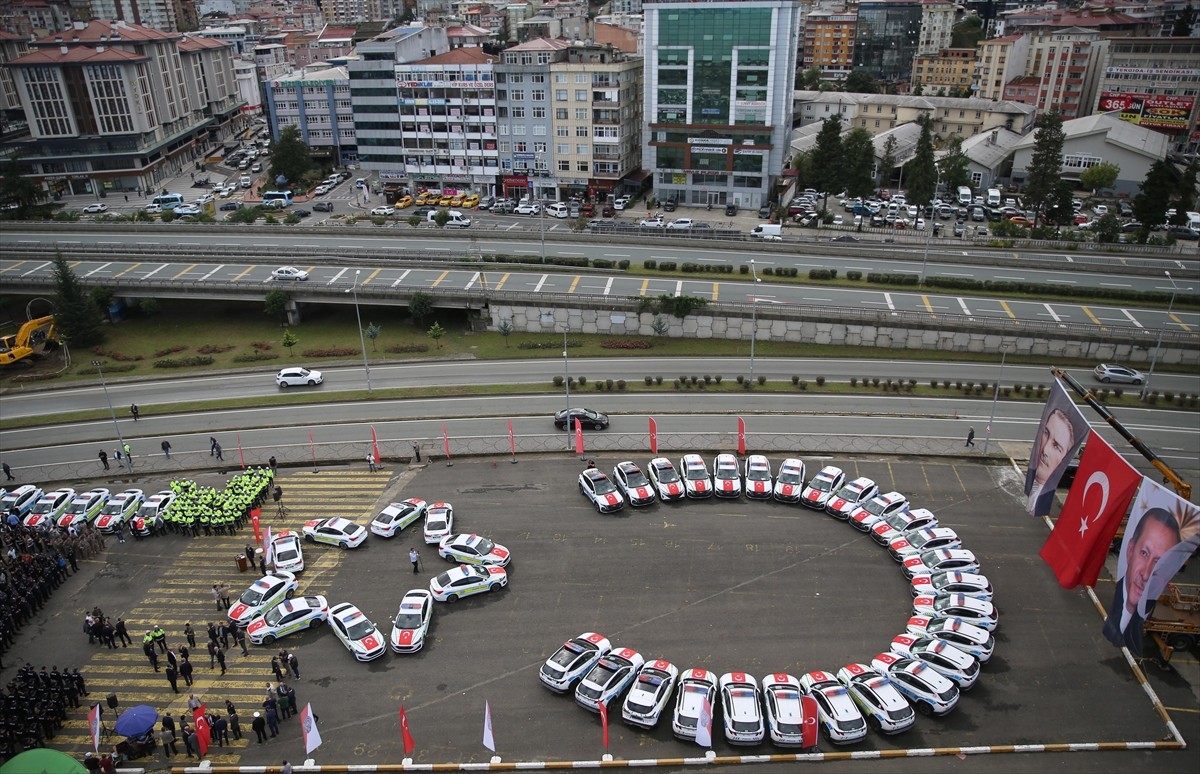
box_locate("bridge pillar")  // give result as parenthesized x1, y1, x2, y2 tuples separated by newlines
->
(286, 300, 301, 326)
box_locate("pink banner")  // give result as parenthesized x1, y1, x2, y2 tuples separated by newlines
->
(371, 426, 381, 465)
(309, 431, 317, 469)
(737, 417, 746, 456)
(442, 424, 451, 460)
(507, 420, 516, 458)
(649, 417, 658, 455)
(574, 418, 584, 455)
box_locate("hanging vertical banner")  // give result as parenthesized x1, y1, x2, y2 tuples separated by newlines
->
(442, 424, 451, 460)
(507, 420, 516, 458)
(574, 417, 585, 455)
(192, 705, 211, 758)
(399, 706, 415, 756)
(649, 417, 658, 455)
(696, 694, 713, 747)
(800, 695, 819, 748)
(482, 700, 496, 752)
(737, 416, 747, 456)
(300, 703, 322, 754)
(88, 703, 101, 753)
(599, 700, 609, 750)
(236, 433, 245, 470)
(371, 426, 381, 466)
(250, 510, 261, 545)
(264, 526, 275, 566)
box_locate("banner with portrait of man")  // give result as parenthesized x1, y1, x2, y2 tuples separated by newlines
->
(1025, 379, 1090, 516)
(1103, 478, 1200, 657)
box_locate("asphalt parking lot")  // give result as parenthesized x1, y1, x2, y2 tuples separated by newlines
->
(11, 456, 1200, 773)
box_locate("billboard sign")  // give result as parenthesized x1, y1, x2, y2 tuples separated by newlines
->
(1098, 92, 1194, 131)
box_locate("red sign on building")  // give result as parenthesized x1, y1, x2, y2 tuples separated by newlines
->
(1098, 92, 1194, 131)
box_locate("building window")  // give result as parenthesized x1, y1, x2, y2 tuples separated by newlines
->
(555, 89, 568, 101)
(22, 67, 72, 136)
(533, 107, 546, 118)
(576, 126, 589, 137)
(557, 143, 569, 154)
(575, 90, 587, 101)
(558, 159, 570, 171)
(575, 108, 587, 120)
(556, 126, 569, 136)
(576, 161, 589, 171)
(532, 89, 545, 101)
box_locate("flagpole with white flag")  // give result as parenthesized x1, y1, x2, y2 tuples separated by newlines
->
(300, 702, 322, 755)
(696, 694, 713, 748)
(482, 700, 498, 761)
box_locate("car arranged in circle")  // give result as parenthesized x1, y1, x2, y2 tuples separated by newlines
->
(889, 634, 979, 690)
(825, 477, 879, 520)
(328, 601, 387, 661)
(540, 632, 613, 693)
(276, 367, 323, 387)
(870, 652, 960, 716)
(912, 594, 998, 631)
(228, 571, 298, 625)
(58, 488, 109, 529)
(429, 564, 507, 602)
(575, 647, 644, 712)
(554, 407, 609, 430)
(131, 490, 175, 536)
(849, 491, 909, 532)
(761, 673, 816, 748)
(712, 454, 742, 498)
(646, 458, 685, 501)
(743, 455, 774, 499)
(269, 530, 305, 574)
(578, 468, 625, 513)
(389, 588, 433, 653)
(621, 659, 678, 729)
(611, 462, 656, 507)
(798, 671, 868, 744)
(772, 459, 806, 503)
(270, 266, 308, 281)
(672, 668, 717, 742)
(903, 549, 980, 581)
(871, 507, 939, 546)
(800, 466, 846, 509)
(719, 672, 765, 745)
(302, 517, 368, 549)
(888, 527, 961, 561)
(423, 502, 454, 545)
(94, 489, 145, 533)
(679, 454, 712, 498)
(246, 595, 329, 645)
(438, 533, 510, 566)
(910, 571, 992, 601)
(835, 663, 916, 734)
(22, 488, 75, 528)
(369, 498, 428, 538)
(905, 616, 994, 664)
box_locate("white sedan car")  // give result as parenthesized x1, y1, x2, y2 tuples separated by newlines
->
(646, 457, 685, 501)
(889, 633, 980, 690)
(369, 498, 428, 538)
(429, 564, 507, 602)
(836, 663, 915, 734)
(302, 517, 368, 549)
(800, 465, 846, 509)
(438, 533, 510, 567)
(269, 530, 305, 574)
(82, 203, 108, 214)
(276, 367, 323, 387)
(575, 647, 644, 713)
(423, 501, 454, 544)
(539, 632, 612, 693)
(271, 266, 309, 281)
(799, 671, 867, 745)
(370, 206, 396, 216)
(905, 615, 995, 664)
(772, 459, 806, 503)
(679, 454, 712, 498)
(622, 659, 678, 729)
(246, 595, 329, 645)
(744, 455, 774, 499)
(870, 652, 960, 716)
(761, 673, 816, 748)
(712, 454, 742, 498)
(227, 571, 298, 625)
(389, 589, 433, 653)
(611, 461, 656, 507)
(719, 672, 764, 745)
(328, 602, 387, 661)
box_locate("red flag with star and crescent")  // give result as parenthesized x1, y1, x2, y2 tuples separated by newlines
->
(599, 700, 609, 749)
(192, 704, 211, 758)
(399, 705, 415, 755)
(737, 416, 746, 456)
(800, 695, 819, 749)
(1039, 431, 1142, 589)
(648, 417, 658, 455)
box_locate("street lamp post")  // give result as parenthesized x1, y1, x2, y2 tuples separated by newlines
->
(537, 152, 546, 263)
(91, 359, 130, 470)
(562, 327, 572, 450)
(982, 344, 1008, 455)
(749, 260, 762, 384)
(919, 163, 942, 287)
(1165, 270, 1179, 317)
(347, 269, 373, 394)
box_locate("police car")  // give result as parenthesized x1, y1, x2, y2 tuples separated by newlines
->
(22, 488, 75, 528)
(710, 454, 741, 498)
(904, 550, 980, 581)
(889, 633, 979, 690)
(800, 466, 846, 509)
(905, 615, 994, 664)
(611, 461, 657, 507)
(438, 533, 510, 567)
(718, 672, 764, 745)
(888, 527, 960, 561)
(302, 517, 368, 549)
(94, 489, 145, 533)
(871, 507, 940, 546)
(744, 455, 774, 499)
(646, 457, 685, 502)
(870, 652, 960, 716)
(621, 659, 678, 729)
(848, 491, 909, 532)
(910, 571, 992, 601)
(389, 589, 433, 653)
(57, 488, 109, 529)
(575, 647, 644, 712)
(672, 668, 717, 742)
(228, 572, 298, 625)
(539, 632, 612, 693)
(269, 530, 305, 574)
(824, 477, 878, 520)
(761, 673, 817, 748)
(369, 498, 428, 538)
(578, 468, 625, 513)
(772, 459, 806, 503)
(328, 602, 387, 661)
(798, 670, 868, 744)
(246, 595, 329, 645)
(913, 594, 998, 631)
(0, 485, 42, 519)
(131, 490, 175, 536)
(679, 454, 712, 498)
(423, 502, 454, 545)
(429, 564, 507, 602)
(835, 663, 915, 734)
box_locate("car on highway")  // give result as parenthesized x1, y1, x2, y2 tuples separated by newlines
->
(58, 488, 109, 529)
(389, 588, 433, 653)
(578, 468, 625, 513)
(131, 490, 175, 536)
(719, 672, 765, 745)
(912, 594, 998, 631)
(910, 571, 992, 601)
(771, 458, 806, 503)
(888, 527, 960, 560)
(291, 209, 311, 219)
(314, 184, 332, 195)
(666, 218, 695, 230)
(639, 214, 664, 228)
(622, 659, 678, 729)
(800, 465, 846, 509)
(871, 507, 939, 546)
(246, 595, 329, 645)
(743, 455, 774, 499)
(611, 461, 656, 507)
(848, 491, 909, 532)
(1093, 363, 1144, 384)
(269, 529, 305, 574)
(712, 453, 742, 498)
(437, 533, 510, 567)
(554, 407, 609, 430)
(902, 549, 980, 580)
(870, 652, 960, 716)
(22, 488, 75, 528)
(672, 668, 717, 742)
(219, 201, 242, 211)
(94, 489, 144, 533)
(429, 564, 507, 602)
(835, 663, 915, 734)
(762, 673, 816, 748)
(824, 477, 878, 520)
(82, 203, 108, 214)
(799, 671, 868, 744)
(540, 632, 613, 693)
(270, 266, 309, 281)
(143, 203, 162, 214)
(369, 498, 428, 538)
(370, 206, 395, 216)
(905, 615, 995, 664)
(227, 571, 298, 625)
(328, 601, 387, 661)
(679, 454, 712, 498)
(646, 457, 685, 501)
(275, 366, 322, 387)
(575, 647, 644, 712)
(423, 502, 454, 544)
(889, 634, 979, 690)
(302, 517, 368, 549)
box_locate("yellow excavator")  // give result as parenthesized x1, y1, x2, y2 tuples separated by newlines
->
(0, 315, 57, 366)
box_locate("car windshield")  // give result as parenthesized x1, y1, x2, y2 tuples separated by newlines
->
(746, 465, 770, 481)
(911, 532, 944, 549)
(69, 497, 93, 511)
(101, 500, 126, 515)
(29, 500, 54, 514)
(685, 466, 708, 481)
(240, 584, 268, 605)
(882, 511, 912, 531)
(655, 465, 680, 483)
(864, 497, 892, 516)
(809, 477, 834, 492)
(587, 660, 621, 685)
(835, 484, 863, 501)
(593, 478, 617, 495)
(550, 641, 591, 667)
(264, 603, 296, 626)
(468, 537, 494, 554)
(345, 618, 375, 640)
(136, 504, 158, 519)
(623, 468, 649, 487)
(393, 606, 424, 629)
(275, 544, 299, 563)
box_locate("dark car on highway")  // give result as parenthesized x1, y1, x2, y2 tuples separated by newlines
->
(314, 201, 334, 212)
(554, 408, 610, 430)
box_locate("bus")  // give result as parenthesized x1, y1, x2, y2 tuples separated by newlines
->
(261, 190, 293, 207)
(151, 193, 185, 210)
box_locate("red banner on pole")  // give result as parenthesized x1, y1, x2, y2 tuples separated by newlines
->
(599, 700, 609, 750)
(399, 706, 415, 756)
(737, 416, 746, 456)
(193, 704, 211, 758)
(236, 433, 245, 470)
(371, 426, 381, 466)
(442, 424, 451, 460)
(507, 420, 516, 458)
(648, 417, 658, 455)
(250, 510, 261, 545)
(800, 695, 819, 749)
(574, 417, 584, 455)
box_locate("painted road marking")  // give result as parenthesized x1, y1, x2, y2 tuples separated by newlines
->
(640, 278, 650, 297)
(1043, 303, 1061, 323)
(999, 300, 1016, 319)
(495, 273, 510, 291)
(675, 281, 683, 297)
(200, 264, 226, 281)
(23, 261, 51, 276)
(1082, 306, 1102, 326)
(534, 274, 549, 292)
(1121, 309, 1143, 328)
(958, 298, 971, 316)
(172, 264, 197, 280)
(921, 295, 936, 316)
(711, 282, 719, 301)
(432, 270, 449, 287)
(884, 293, 895, 311)
(465, 272, 481, 290)
(568, 276, 582, 294)
(84, 262, 112, 277)
(113, 262, 142, 279)
(603, 277, 614, 296)
(390, 269, 411, 287)
(1169, 312, 1193, 333)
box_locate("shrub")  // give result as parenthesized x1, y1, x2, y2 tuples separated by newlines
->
(743, 378, 752, 389)
(756, 375, 766, 386)
(553, 375, 564, 386)
(606, 378, 614, 390)
(690, 376, 698, 386)
(1113, 388, 1123, 399)
(231, 352, 279, 363)
(739, 265, 749, 274)
(656, 376, 663, 385)
(250, 341, 275, 351)
(1165, 391, 1175, 402)
(850, 377, 858, 387)
(1013, 383, 1024, 393)
(578, 375, 587, 385)
(300, 347, 358, 357)
(618, 260, 630, 270)
(943, 380, 951, 389)
(617, 380, 626, 390)
(792, 375, 800, 385)
(736, 375, 745, 384)
(659, 262, 677, 272)
(197, 344, 235, 355)
(645, 376, 653, 385)
(955, 381, 963, 390)
(763, 267, 774, 276)
(798, 379, 808, 390)
(91, 346, 143, 362)
(77, 362, 137, 375)
(808, 268, 833, 280)
(714, 375, 722, 384)
(1002, 387, 1012, 397)
(872, 377, 880, 387)
(907, 379, 916, 389)
(674, 379, 682, 389)
(600, 338, 652, 350)
(847, 270, 862, 281)
(592, 259, 614, 269)
(384, 343, 431, 353)
(644, 259, 657, 270)
(930, 379, 938, 388)
(154, 344, 188, 357)
(153, 355, 216, 368)
(595, 382, 603, 390)
(817, 376, 826, 386)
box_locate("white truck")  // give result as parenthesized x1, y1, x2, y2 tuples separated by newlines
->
(750, 223, 782, 241)
(957, 186, 973, 205)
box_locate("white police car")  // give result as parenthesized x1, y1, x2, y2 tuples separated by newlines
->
(798, 671, 867, 744)
(913, 594, 998, 631)
(889, 633, 979, 690)
(712, 454, 742, 498)
(578, 468, 625, 513)
(888, 527, 960, 561)
(902, 549, 980, 581)
(94, 489, 145, 533)
(910, 571, 992, 601)
(57, 488, 109, 529)
(1, 485, 43, 518)
(825, 477, 878, 520)
(132, 490, 175, 536)
(539, 632, 612, 693)
(328, 602, 387, 661)
(905, 616, 994, 664)
(718, 672, 764, 745)
(438, 533, 511, 567)
(269, 530, 305, 574)
(800, 466, 846, 509)
(227, 572, 298, 625)
(611, 461, 656, 507)
(621, 659, 678, 729)
(575, 647, 644, 712)
(672, 668, 717, 742)
(423, 502, 454, 545)
(22, 488, 75, 529)
(744, 455, 774, 499)
(772, 459, 806, 503)
(369, 498, 428, 538)
(389, 589, 433, 653)
(761, 673, 817, 748)
(303, 517, 368, 549)
(679, 454, 712, 498)
(871, 507, 939, 546)
(835, 663, 915, 734)
(870, 652, 960, 716)
(429, 564, 507, 602)
(246, 595, 329, 645)
(646, 457, 685, 501)
(848, 491, 909, 532)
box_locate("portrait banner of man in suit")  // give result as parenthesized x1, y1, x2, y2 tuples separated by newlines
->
(1024, 379, 1090, 517)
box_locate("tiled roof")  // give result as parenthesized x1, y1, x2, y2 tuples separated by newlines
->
(418, 47, 498, 65)
(8, 45, 147, 65)
(31, 20, 178, 46)
(505, 37, 572, 52)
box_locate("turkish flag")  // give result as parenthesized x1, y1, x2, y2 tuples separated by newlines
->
(507, 420, 516, 458)
(599, 700, 609, 749)
(399, 706, 415, 755)
(442, 424, 451, 460)
(737, 416, 746, 456)
(648, 417, 658, 455)
(1039, 431, 1142, 588)
(371, 425, 381, 466)
(192, 704, 211, 758)
(574, 418, 584, 455)
(800, 695, 819, 748)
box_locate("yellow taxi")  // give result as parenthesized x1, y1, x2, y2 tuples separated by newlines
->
(438, 194, 454, 206)
(450, 195, 465, 207)
(463, 194, 480, 208)
(395, 195, 414, 209)
(414, 192, 432, 205)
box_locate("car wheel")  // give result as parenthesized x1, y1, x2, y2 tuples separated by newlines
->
(339, 541, 349, 550)
(310, 618, 322, 629)
(916, 701, 934, 716)
(490, 583, 501, 592)
(446, 594, 458, 603)
(1133, 378, 1144, 385)
(304, 534, 314, 543)
(263, 634, 275, 644)
(307, 379, 316, 386)
(285, 589, 295, 599)
(593, 422, 604, 430)
(279, 381, 289, 388)
(1100, 376, 1111, 383)
(595, 502, 603, 513)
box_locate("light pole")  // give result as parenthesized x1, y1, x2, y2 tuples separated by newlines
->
(346, 269, 373, 394)
(1140, 328, 1165, 401)
(91, 359, 130, 470)
(537, 151, 546, 263)
(919, 162, 942, 287)
(562, 327, 572, 450)
(749, 260, 762, 384)
(1165, 270, 1179, 317)
(982, 344, 1008, 455)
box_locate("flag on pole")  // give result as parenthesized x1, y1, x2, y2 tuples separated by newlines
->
(648, 417, 658, 455)
(507, 419, 516, 458)
(696, 694, 713, 747)
(482, 700, 495, 752)
(88, 703, 101, 753)
(236, 433, 246, 470)
(300, 702, 322, 754)
(371, 425, 381, 467)
(442, 424, 452, 461)
(599, 700, 609, 750)
(264, 525, 275, 566)
(250, 510, 261, 545)
(800, 695, 819, 749)
(399, 706, 415, 756)
(192, 704, 210, 758)
(1039, 432, 1142, 588)
(737, 416, 746, 456)
(574, 417, 585, 455)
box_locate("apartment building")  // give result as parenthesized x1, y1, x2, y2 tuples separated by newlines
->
(853, 0, 922, 84)
(1094, 36, 1200, 155)
(88, 0, 178, 32)
(802, 8, 858, 82)
(917, 0, 954, 56)
(912, 48, 975, 96)
(1020, 26, 1108, 119)
(0, 31, 30, 136)
(974, 33, 1030, 101)
(323, 0, 382, 25)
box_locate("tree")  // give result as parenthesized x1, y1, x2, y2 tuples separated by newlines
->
(1023, 111, 1066, 227)
(844, 69, 878, 94)
(841, 128, 877, 199)
(408, 292, 433, 325)
(1173, 5, 1195, 36)
(365, 322, 381, 351)
(809, 114, 844, 203)
(878, 135, 898, 188)
(790, 150, 814, 189)
(282, 328, 298, 355)
(268, 126, 315, 189)
(938, 136, 971, 196)
(905, 116, 938, 207)
(1093, 212, 1121, 244)
(427, 321, 445, 349)
(0, 156, 47, 215)
(433, 210, 450, 228)
(1132, 160, 1177, 230)
(52, 254, 105, 348)
(1174, 162, 1197, 220)
(497, 318, 513, 347)
(1080, 162, 1120, 194)
(800, 66, 822, 90)
(264, 289, 290, 318)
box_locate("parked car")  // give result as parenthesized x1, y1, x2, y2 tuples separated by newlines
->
(725, 202, 738, 216)
(313, 201, 334, 212)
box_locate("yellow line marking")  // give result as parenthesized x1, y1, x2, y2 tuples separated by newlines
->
(921, 295, 935, 316)
(432, 270, 449, 287)
(568, 276, 581, 294)
(113, 262, 142, 279)
(1082, 306, 1102, 326)
(172, 264, 197, 280)
(495, 272, 510, 290)
(1169, 312, 1192, 333)
(711, 282, 719, 301)
(998, 300, 1016, 320)
(640, 278, 650, 297)
(0, 261, 27, 271)
(363, 268, 382, 284)
(232, 265, 256, 281)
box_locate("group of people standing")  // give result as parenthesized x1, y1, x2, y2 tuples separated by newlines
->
(0, 663, 88, 763)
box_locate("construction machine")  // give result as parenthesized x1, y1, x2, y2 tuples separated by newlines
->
(0, 315, 58, 366)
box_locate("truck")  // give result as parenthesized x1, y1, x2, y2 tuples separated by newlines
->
(0, 315, 57, 366)
(1145, 582, 1200, 663)
(750, 223, 782, 241)
(957, 186, 973, 205)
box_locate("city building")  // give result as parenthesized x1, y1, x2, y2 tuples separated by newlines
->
(912, 48, 975, 96)
(853, 0, 922, 84)
(87, 0, 179, 33)
(958, 125, 1022, 190)
(265, 64, 356, 165)
(793, 90, 1037, 140)
(974, 33, 1030, 102)
(1094, 36, 1200, 156)
(323, 0, 382, 25)
(917, 0, 954, 56)
(642, 0, 802, 210)
(495, 37, 566, 201)
(0, 31, 31, 137)
(1019, 27, 1108, 119)
(0, 0, 73, 38)
(801, 8, 858, 82)
(194, 24, 251, 54)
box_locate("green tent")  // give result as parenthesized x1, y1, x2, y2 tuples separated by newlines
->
(0, 748, 89, 774)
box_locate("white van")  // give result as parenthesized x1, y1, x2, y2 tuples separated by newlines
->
(427, 209, 472, 228)
(750, 223, 782, 240)
(240, 176, 252, 188)
(546, 202, 570, 219)
(957, 186, 973, 205)
(986, 188, 1001, 206)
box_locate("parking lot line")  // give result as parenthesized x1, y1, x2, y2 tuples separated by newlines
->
(1169, 312, 1192, 332)
(113, 262, 142, 279)
(568, 276, 581, 294)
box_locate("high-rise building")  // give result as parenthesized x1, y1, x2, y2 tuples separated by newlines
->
(853, 0, 922, 84)
(912, 48, 975, 96)
(88, 0, 179, 32)
(801, 8, 858, 82)
(973, 33, 1029, 102)
(641, 0, 801, 210)
(266, 65, 356, 165)
(323, 0, 382, 25)
(1094, 36, 1200, 156)
(916, 0, 954, 56)
(1022, 26, 1107, 119)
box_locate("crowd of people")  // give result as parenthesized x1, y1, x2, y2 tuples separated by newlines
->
(0, 663, 88, 763)
(159, 468, 274, 536)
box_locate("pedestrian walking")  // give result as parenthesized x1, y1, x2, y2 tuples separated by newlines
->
(226, 701, 242, 740)
(162, 440, 172, 459)
(145, 646, 160, 672)
(219, 584, 232, 610)
(165, 664, 179, 694)
(219, 621, 231, 650)
(252, 712, 267, 743)
(216, 649, 227, 675)
(412, 443, 422, 462)
(214, 443, 224, 461)
(114, 448, 124, 469)
(286, 652, 299, 679)
(180, 658, 194, 686)
(208, 640, 218, 669)
(130, 404, 139, 421)
(184, 622, 197, 648)
(367, 452, 377, 472)
(98, 450, 109, 470)
(409, 547, 420, 574)
(266, 706, 279, 737)
(270, 656, 284, 683)
(124, 194, 128, 203)
(185, 729, 199, 758)
(965, 427, 975, 447)
(1, 462, 12, 481)
(211, 585, 222, 610)
(210, 437, 218, 456)
(123, 442, 132, 462)
(268, 455, 277, 473)
(166, 648, 178, 671)
(235, 625, 248, 655)
(115, 618, 131, 647)
(159, 728, 177, 758)
(258, 553, 267, 575)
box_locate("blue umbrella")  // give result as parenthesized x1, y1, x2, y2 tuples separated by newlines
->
(113, 704, 158, 737)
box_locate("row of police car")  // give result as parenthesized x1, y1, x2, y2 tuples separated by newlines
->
(4, 484, 177, 536)
(565, 456, 996, 748)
